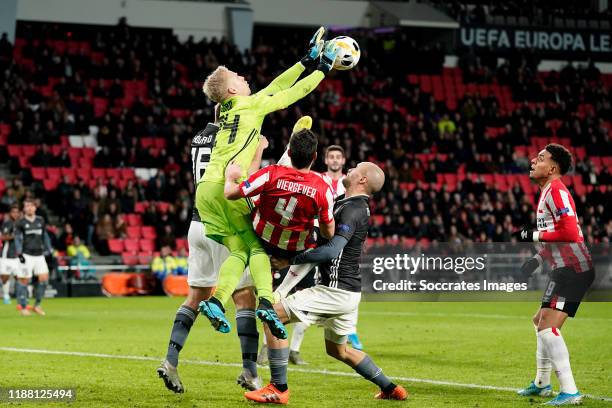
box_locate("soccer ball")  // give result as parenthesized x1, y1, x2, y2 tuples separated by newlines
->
(331, 36, 360, 71)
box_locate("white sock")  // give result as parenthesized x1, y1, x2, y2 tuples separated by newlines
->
(535, 328, 552, 387)
(539, 327, 578, 394)
(1, 280, 9, 299)
(290, 322, 308, 352)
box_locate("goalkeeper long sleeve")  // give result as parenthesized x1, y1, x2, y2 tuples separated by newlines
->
(254, 70, 325, 115)
(255, 62, 306, 97)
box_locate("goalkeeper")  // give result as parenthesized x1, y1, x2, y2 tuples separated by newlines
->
(197, 28, 339, 340)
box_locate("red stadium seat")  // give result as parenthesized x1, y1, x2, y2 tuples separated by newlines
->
(124, 239, 139, 253)
(106, 168, 120, 180)
(126, 226, 141, 239)
(43, 179, 59, 191)
(139, 239, 155, 252)
(91, 168, 105, 179)
(46, 168, 61, 180)
(22, 145, 37, 157)
(125, 214, 143, 227)
(157, 202, 170, 213)
(7, 145, 21, 157)
(31, 167, 45, 180)
(120, 168, 136, 180)
(61, 168, 76, 178)
(141, 226, 156, 240)
(121, 252, 139, 266)
(175, 239, 188, 251)
(108, 239, 124, 254)
(134, 202, 148, 213)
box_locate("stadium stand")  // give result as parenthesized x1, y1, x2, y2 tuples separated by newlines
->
(0, 19, 610, 271)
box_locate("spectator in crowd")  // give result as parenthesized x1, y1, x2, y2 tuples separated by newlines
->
(151, 245, 177, 281)
(175, 247, 188, 276)
(66, 236, 94, 280)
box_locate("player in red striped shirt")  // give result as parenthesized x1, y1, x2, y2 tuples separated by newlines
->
(224, 127, 335, 258)
(322, 145, 347, 197)
(514, 144, 595, 406)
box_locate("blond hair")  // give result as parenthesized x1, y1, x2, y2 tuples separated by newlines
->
(202, 65, 229, 103)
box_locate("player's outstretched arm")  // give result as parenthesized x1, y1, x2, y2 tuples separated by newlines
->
(255, 41, 339, 115)
(247, 136, 269, 176)
(255, 27, 326, 97)
(291, 235, 348, 265)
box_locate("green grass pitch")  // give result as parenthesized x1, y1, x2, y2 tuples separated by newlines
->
(1, 297, 610, 407)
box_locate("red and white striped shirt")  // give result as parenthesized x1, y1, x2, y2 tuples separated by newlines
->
(239, 165, 334, 251)
(535, 179, 592, 272)
(322, 173, 346, 198)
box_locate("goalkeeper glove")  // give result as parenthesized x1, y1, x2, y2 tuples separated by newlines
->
(301, 26, 326, 67)
(317, 40, 340, 74)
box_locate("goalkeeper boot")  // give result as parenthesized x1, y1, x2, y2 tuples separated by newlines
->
(244, 383, 290, 404)
(256, 298, 288, 339)
(292, 116, 312, 133)
(543, 392, 583, 406)
(517, 381, 553, 397)
(348, 333, 363, 350)
(257, 344, 269, 366)
(199, 298, 231, 333)
(375, 384, 408, 400)
(237, 369, 262, 391)
(157, 359, 184, 393)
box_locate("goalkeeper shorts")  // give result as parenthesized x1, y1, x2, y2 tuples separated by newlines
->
(195, 181, 255, 242)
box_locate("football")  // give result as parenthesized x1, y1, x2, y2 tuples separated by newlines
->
(331, 36, 360, 70)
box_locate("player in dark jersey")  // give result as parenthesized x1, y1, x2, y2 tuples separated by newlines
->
(513, 144, 594, 406)
(14, 198, 53, 316)
(245, 162, 408, 404)
(1, 205, 21, 304)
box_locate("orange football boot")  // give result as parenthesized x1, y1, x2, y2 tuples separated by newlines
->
(375, 385, 408, 400)
(244, 384, 289, 404)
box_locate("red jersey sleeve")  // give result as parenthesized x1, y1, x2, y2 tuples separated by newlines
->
(317, 183, 335, 225)
(239, 166, 273, 198)
(538, 184, 580, 242)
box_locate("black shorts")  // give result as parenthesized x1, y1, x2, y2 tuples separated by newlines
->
(541, 267, 595, 317)
(261, 240, 302, 260)
(272, 266, 316, 292)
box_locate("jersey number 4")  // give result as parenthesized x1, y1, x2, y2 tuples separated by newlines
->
(275, 197, 298, 226)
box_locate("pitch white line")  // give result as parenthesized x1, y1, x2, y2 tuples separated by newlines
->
(1, 347, 611, 402)
(361, 311, 612, 322)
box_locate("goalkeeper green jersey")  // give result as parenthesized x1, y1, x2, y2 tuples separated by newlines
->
(201, 62, 324, 184)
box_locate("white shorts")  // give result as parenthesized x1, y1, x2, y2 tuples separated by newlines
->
(17, 254, 49, 279)
(187, 221, 253, 290)
(0, 258, 19, 276)
(281, 285, 361, 344)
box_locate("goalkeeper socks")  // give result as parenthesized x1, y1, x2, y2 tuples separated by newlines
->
(16, 282, 27, 308)
(355, 355, 393, 390)
(535, 328, 552, 387)
(236, 308, 259, 377)
(290, 322, 308, 352)
(166, 305, 197, 367)
(539, 327, 578, 394)
(268, 347, 289, 390)
(248, 251, 273, 303)
(34, 281, 47, 306)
